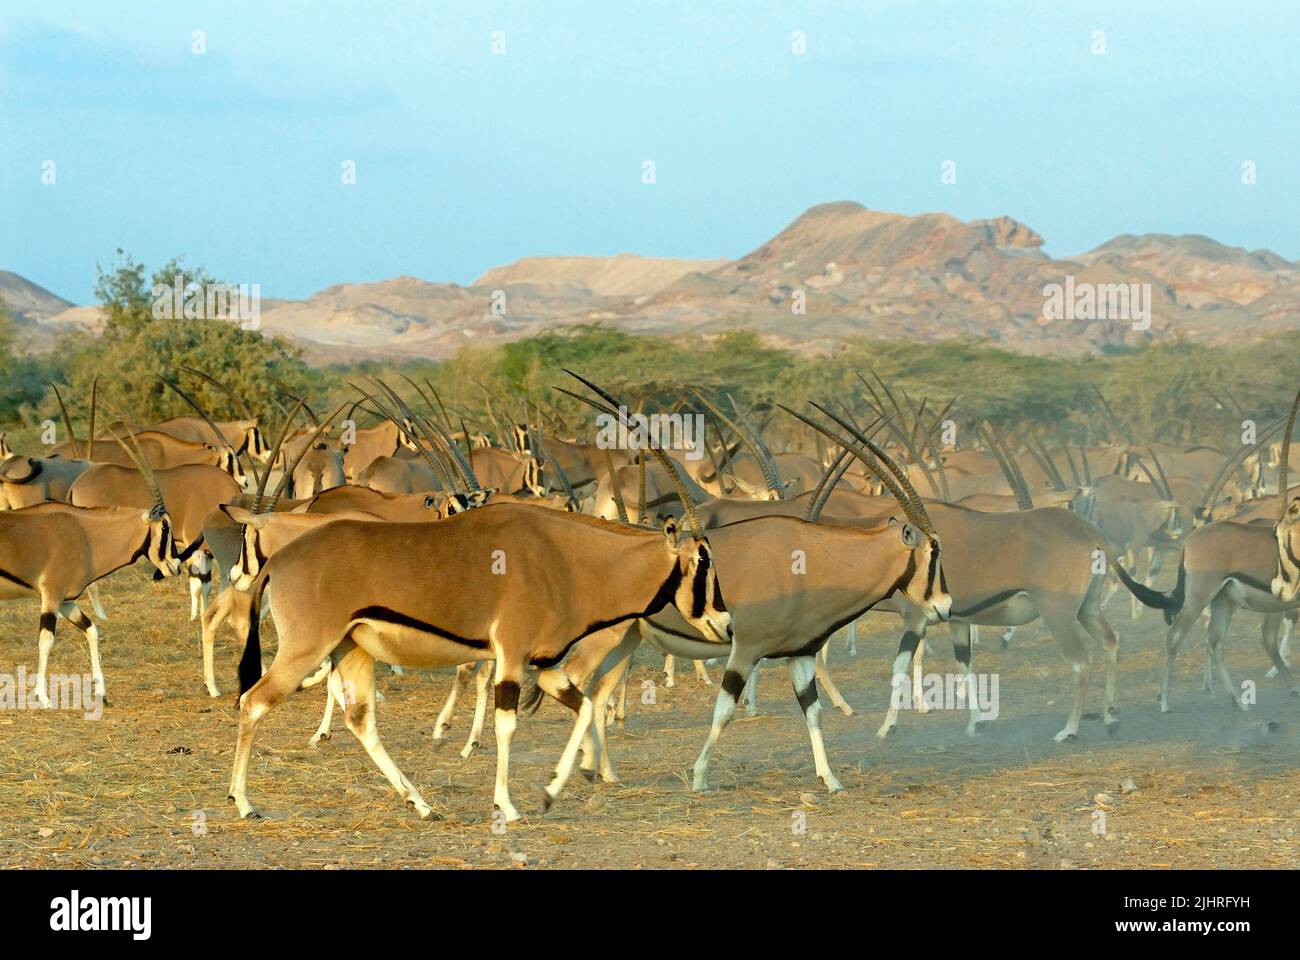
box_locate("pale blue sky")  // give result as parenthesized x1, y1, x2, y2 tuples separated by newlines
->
(2, 1, 1296, 304)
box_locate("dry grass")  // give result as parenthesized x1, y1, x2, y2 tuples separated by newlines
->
(1, 563, 1298, 869)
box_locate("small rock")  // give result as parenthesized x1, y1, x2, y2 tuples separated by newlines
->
(38, 827, 54, 838)
(1094, 792, 1113, 806)
(1120, 777, 1138, 795)
(509, 851, 528, 866)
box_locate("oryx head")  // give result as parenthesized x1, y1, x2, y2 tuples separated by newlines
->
(661, 516, 734, 645)
(143, 503, 183, 578)
(434, 488, 496, 518)
(209, 443, 249, 487)
(1272, 499, 1300, 603)
(887, 517, 951, 625)
(222, 505, 270, 591)
(241, 419, 271, 463)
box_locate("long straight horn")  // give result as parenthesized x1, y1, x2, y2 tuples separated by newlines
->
(1019, 430, 1063, 493)
(602, 447, 629, 523)
(88, 378, 98, 459)
(251, 400, 305, 513)
(855, 372, 942, 499)
(1145, 446, 1175, 500)
(804, 449, 853, 522)
(1277, 388, 1300, 513)
(384, 378, 481, 492)
(782, 404, 933, 535)
(102, 403, 165, 513)
(158, 375, 239, 456)
(726, 393, 785, 496)
(810, 401, 935, 528)
(704, 427, 732, 494)
(559, 371, 704, 536)
(694, 390, 783, 498)
(981, 423, 1033, 510)
(49, 383, 81, 460)
(529, 421, 578, 509)
(1199, 418, 1283, 519)
(267, 403, 348, 508)
(355, 381, 459, 492)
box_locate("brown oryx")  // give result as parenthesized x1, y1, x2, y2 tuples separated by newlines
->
(798, 410, 1129, 744)
(227, 500, 733, 822)
(70, 461, 240, 620)
(0, 432, 181, 704)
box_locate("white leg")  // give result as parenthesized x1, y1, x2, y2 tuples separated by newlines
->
(789, 656, 843, 791)
(692, 659, 752, 791)
(461, 661, 492, 758)
(434, 663, 473, 741)
(310, 668, 339, 746)
(815, 643, 853, 716)
(693, 658, 712, 686)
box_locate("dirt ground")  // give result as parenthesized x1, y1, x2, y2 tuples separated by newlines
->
(0, 563, 1297, 869)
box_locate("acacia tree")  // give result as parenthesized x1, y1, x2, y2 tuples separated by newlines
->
(54, 251, 309, 423)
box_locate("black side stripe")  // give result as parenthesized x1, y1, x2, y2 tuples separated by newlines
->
(0, 568, 33, 590)
(951, 589, 1025, 620)
(350, 605, 488, 649)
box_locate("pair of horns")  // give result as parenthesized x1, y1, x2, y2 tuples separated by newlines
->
(782, 402, 936, 536)
(558, 370, 704, 537)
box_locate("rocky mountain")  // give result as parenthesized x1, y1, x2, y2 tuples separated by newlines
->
(12, 203, 1299, 361)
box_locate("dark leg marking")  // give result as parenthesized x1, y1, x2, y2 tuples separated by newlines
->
(796, 681, 819, 714)
(721, 669, 747, 701)
(496, 680, 520, 712)
(553, 683, 584, 713)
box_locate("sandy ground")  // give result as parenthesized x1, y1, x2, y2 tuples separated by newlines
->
(0, 563, 1297, 869)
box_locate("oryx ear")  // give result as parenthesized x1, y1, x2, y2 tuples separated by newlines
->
(899, 522, 921, 548)
(1287, 497, 1300, 519)
(423, 494, 437, 509)
(220, 504, 267, 528)
(662, 516, 681, 548)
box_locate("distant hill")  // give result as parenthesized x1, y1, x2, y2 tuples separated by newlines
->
(9, 203, 1299, 361)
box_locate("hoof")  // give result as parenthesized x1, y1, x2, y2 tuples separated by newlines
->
(875, 724, 896, 739)
(966, 720, 983, 736)
(580, 767, 597, 783)
(540, 791, 555, 812)
(836, 704, 855, 717)
(1054, 731, 1077, 743)
(823, 779, 845, 794)
(1105, 722, 1120, 738)
(459, 741, 479, 760)
(309, 732, 331, 747)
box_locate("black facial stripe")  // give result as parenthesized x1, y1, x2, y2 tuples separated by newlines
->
(924, 542, 939, 599)
(689, 550, 711, 619)
(1283, 537, 1300, 579)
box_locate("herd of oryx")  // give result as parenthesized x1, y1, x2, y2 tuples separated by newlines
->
(3, 365, 1300, 824)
